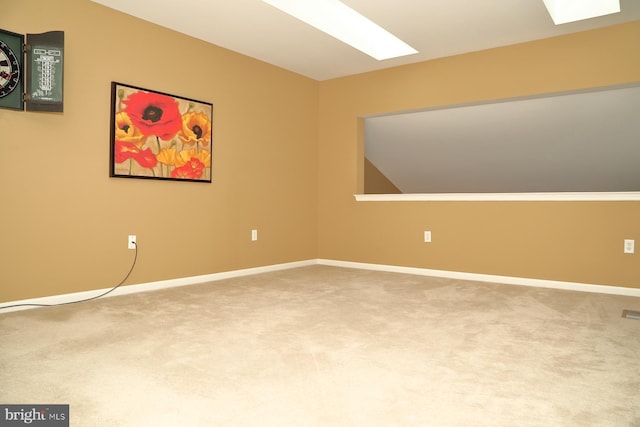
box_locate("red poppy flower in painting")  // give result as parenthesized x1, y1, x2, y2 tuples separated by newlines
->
(176, 148, 210, 168)
(114, 140, 158, 168)
(171, 157, 205, 179)
(123, 91, 182, 140)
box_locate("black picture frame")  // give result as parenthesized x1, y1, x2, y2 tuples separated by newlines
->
(109, 82, 213, 183)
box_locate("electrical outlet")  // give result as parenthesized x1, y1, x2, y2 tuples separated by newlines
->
(251, 229, 258, 241)
(623, 239, 634, 254)
(424, 231, 432, 243)
(128, 235, 137, 249)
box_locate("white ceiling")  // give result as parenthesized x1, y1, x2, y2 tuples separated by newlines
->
(89, 0, 640, 81)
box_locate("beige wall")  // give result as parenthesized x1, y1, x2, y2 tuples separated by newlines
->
(1, 0, 318, 302)
(318, 22, 640, 288)
(2, 2, 638, 304)
(364, 158, 401, 194)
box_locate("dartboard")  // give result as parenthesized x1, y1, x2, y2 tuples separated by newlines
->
(0, 39, 21, 98)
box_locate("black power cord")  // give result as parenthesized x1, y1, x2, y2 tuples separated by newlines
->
(0, 242, 138, 311)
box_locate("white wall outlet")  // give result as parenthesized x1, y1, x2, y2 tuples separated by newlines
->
(424, 231, 432, 243)
(128, 235, 137, 249)
(251, 229, 258, 241)
(623, 239, 634, 254)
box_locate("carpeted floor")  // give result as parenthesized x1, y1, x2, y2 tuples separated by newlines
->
(1, 265, 639, 426)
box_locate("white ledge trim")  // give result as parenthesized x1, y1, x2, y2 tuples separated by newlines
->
(355, 192, 640, 201)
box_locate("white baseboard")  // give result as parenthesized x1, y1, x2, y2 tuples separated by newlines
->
(3, 258, 638, 313)
(0, 260, 317, 313)
(317, 259, 640, 297)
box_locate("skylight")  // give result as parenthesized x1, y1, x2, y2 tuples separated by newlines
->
(543, 0, 621, 25)
(262, 0, 418, 60)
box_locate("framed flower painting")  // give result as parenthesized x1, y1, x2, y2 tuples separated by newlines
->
(109, 82, 213, 182)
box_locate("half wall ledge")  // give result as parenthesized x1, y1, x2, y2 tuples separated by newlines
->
(354, 192, 640, 202)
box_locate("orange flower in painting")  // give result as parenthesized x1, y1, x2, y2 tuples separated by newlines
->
(114, 112, 145, 146)
(171, 158, 205, 179)
(114, 140, 158, 168)
(123, 91, 182, 140)
(169, 148, 210, 179)
(176, 148, 210, 167)
(156, 148, 180, 166)
(194, 149, 211, 168)
(179, 111, 211, 146)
